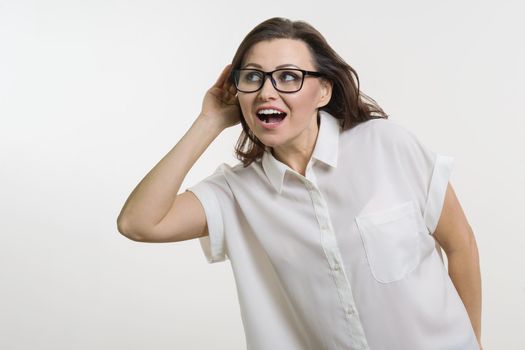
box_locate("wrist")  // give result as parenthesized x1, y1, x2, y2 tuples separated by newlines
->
(195, 113, 226, 135)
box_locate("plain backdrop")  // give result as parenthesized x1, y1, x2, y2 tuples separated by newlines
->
(1, 0, 524, 349)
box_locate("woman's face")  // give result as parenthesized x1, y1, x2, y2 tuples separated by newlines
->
(237, 38, 332, 153)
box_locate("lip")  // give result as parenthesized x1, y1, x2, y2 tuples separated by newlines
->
(254, 105, 288, 130)
(255, 114, 286, 129)
(255, 105, 287, 114)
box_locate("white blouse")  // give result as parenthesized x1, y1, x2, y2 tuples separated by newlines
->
(186, 110, 480, 350)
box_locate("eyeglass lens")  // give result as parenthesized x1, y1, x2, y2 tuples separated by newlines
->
(236, 69, 304, 92)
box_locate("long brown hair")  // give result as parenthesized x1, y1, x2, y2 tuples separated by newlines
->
(230, 17, 388, 167)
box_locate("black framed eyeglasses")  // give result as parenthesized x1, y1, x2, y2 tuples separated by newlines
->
(231, 68, 323, 93)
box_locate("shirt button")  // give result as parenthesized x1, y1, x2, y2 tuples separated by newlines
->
(345, 306, 354, 315)
(333, 262, 341, 271)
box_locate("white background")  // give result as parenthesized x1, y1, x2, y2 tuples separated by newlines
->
(1, 0, 524, 349)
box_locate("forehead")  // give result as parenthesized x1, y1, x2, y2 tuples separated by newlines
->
(242, 38, 315, 70)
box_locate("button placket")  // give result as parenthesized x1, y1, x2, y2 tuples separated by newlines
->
(302, 167, 369, 348)
(345, 305, 355, 315)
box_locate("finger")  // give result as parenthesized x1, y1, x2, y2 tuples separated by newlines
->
(213, 64, 232, 89)
(227, 81, 237, 96)
(221, 64, 236, 91)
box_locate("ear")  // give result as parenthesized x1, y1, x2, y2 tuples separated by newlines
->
(316, 78, 333, 109)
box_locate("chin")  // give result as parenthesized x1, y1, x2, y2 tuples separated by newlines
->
(259, 137, 284, 149)
(255, 135, 274, 147)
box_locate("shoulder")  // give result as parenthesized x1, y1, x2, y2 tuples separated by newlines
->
(213, 160, 264, 183)
(343, 117, 420, 148)
(218, 160, 259, 175)
(190, 162, 247, 197)
(356, 117, 415, 136)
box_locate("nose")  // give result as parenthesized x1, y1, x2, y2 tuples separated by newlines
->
(258, 74, 278, 100)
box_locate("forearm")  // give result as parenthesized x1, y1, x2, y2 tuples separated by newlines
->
(446, 234, 482, 345)
(117, 115, 223, 232)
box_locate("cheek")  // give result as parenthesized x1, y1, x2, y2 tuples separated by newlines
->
(287, 88, 320, 112)
(238, 96, 254, 117)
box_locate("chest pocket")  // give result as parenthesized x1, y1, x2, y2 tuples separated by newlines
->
(355, 200, 426, 283)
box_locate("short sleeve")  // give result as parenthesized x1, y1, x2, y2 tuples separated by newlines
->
(423, 154, 454, 235)
(185, 164, 230, 263)
(392, 122, 455, 235)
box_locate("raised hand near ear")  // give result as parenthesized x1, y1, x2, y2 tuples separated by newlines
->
(200, 64, 241, 130)
(117, 64, 242, 244)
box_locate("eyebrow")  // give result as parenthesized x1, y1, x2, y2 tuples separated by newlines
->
(242, 63, 301, 69)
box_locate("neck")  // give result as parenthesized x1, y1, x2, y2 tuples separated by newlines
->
(271, 116, 320, 176)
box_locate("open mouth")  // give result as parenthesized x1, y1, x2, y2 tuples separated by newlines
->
(256, 109, 288, 124)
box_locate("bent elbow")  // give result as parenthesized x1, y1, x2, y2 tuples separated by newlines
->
(116, 216, 148, 242)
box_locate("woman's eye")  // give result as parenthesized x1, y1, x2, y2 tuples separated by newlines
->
(278, 71, 300, 82)
(244, 72, 262, 82)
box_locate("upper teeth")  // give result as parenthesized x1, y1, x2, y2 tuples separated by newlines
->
(258, 109, 283, 115)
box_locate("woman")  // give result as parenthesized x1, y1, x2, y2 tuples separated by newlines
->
(117, 17, 482, 350)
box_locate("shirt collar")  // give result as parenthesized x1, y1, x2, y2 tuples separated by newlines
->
(262, 110, 341, 193)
